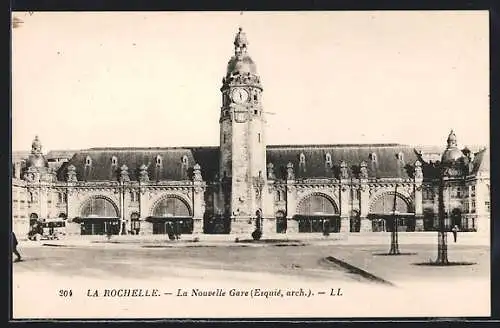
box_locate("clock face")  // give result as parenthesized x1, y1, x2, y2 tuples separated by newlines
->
(231, 88, 249, 104)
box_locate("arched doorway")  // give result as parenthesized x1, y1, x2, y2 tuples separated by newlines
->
(130, 212, 140, 235)
(294, 193, 340, 233)
(451, 208, 463, 230)
(276, 210, 287, 233)
(423, 208, 435, 231)
(77, 197, 120, 235)
(148, 195, 193, 234)
(350, 210, 361, 232)
(368, 192, 414, 232)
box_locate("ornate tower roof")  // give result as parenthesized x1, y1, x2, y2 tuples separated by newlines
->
(28, 135, 48, 169)
(441, 129, 463, 164)
(226, 27, 257, 77)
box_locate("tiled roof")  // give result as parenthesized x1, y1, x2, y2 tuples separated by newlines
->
(266, 144, 418, 179)
(46, 150, 78, 159)
(55, 144, 488, 182)
(57, 147, 220, 182)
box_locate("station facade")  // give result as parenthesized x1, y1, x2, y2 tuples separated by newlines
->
(12, 28, 490, 238)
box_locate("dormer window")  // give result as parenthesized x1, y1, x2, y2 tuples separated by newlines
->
(85, 156, 92, 166)
(155, 155, 163, 167)
(325, 153, 332, 166)
(111, 156, 118, 166)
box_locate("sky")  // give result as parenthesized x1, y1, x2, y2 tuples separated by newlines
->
(11, 11, 489, 152)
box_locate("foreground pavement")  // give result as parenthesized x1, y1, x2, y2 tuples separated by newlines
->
(11, 241, 490, 318)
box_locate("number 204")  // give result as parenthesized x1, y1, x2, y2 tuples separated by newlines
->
(59, 289, 73, 297)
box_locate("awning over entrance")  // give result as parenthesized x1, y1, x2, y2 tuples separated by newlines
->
(73, 216, 120, 223)
(145, 216, 193, 223)
(367, 213, 415, 218)
(293, 214, 341, 219)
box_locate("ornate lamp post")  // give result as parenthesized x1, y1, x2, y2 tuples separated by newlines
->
(252, 173, 266, 239)
(436, 168, 449, 264)
(388, 184, 401, 255)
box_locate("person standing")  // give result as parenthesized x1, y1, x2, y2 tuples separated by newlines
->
(12, 232, 22, 262)
(452, 225, 459, 243)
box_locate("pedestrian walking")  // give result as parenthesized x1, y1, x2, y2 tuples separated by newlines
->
(452, 225, 459, 243)
(12, 232, 22, 262)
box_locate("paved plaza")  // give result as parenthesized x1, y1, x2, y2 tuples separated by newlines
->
(12, 233, 490, 318)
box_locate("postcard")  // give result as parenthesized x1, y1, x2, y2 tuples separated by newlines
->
(11, 11, 490, 319)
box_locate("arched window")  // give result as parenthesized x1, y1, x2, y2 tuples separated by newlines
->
(81, 197, 118, 218)
(85, 156, 92, 166)
(297, 194, 338, 215)
(369, 193, 410, 214)
(182, 155, 189, 166)
(299, 153, 306, 164)
(111, 156, 118, 166)
(370, 153, 377, 162)
(275, 190, 281, 202)
(398, 152, 404, 162)
(152, 196, 191, 217)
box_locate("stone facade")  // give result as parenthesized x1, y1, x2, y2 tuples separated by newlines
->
(11, 28, 490, 238)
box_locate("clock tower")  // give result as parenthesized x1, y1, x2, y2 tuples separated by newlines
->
(219, 27, 267, 231)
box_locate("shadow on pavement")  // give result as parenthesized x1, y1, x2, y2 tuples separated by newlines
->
(372, 252, 418, 256)
(413, 261, 476, 266)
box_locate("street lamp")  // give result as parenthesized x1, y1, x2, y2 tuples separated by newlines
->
(388, 184, 401, 255)
(252, 174, 266, 240)
(436, 170, 449, 264)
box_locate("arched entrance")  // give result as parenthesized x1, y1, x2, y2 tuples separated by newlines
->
(148, 195, 193, 234)
(451, 208, 463, 230)
(350, 210, 361, 233)
(276, 210, 287, 233)
(76, 196, 120, 235)
(368, 192, 415, 232)
(294, 193, 340, 233)
(423, 208, 435, 231)
(130, 212, 140, 235)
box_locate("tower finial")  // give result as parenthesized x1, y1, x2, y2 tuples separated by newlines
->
(234, 26, 248, 56)
(447, 129, 457, 148)
(31, 135, 42, 154)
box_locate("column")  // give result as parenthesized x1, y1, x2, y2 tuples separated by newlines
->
(359, 179, 371, 232)
(286, 182, 298, 234)
(339, 180, 350, 232)
(192, 182, 206, 235)
(138, 186, 152, 235)
(414, 184, 424, 232)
